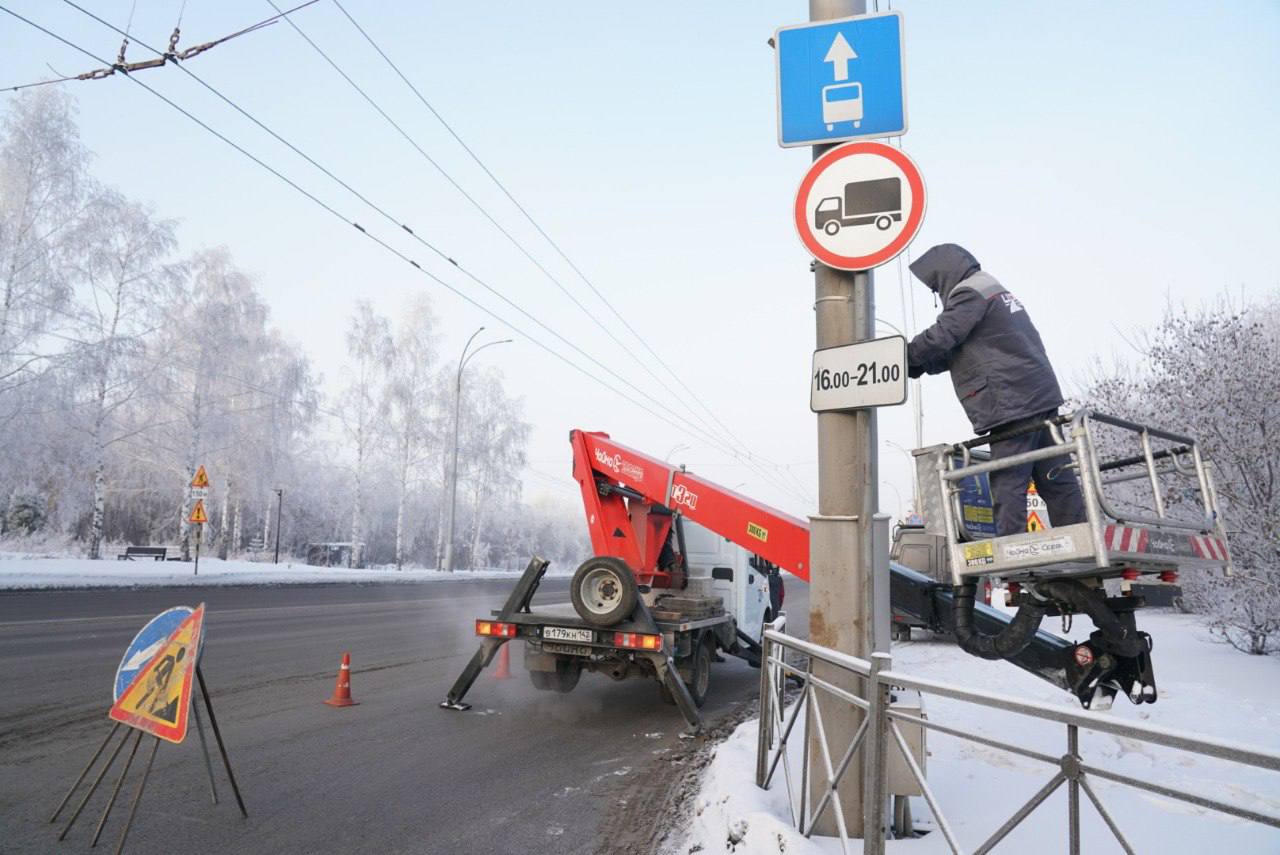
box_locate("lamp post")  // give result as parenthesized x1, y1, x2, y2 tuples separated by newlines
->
(272, 488, 283, 564)
(441, 328, 512, 572)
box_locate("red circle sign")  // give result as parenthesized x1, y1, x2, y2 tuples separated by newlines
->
(793, 141, 927, 271)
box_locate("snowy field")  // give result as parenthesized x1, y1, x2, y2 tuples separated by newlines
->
(681, 611, 1280, 854)
(0, 554, 571, 589)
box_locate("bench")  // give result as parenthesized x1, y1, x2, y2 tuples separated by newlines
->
(117, 546, 168, 561)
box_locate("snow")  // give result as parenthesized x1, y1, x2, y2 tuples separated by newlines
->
(0, 554, 572, 589)
(680, 611, 1280, 854)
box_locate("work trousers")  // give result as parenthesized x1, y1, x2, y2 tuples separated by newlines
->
(989, 410, 1087, 536)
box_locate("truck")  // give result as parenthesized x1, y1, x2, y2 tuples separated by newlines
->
(814, 176, 903, 235)
(443, 411, 1231, 726)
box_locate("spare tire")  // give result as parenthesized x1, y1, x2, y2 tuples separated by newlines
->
(570, 556, 639, 627)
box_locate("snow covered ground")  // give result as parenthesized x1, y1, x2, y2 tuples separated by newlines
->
(681, 611, 1280, 854)
(0, 554, 570, 589)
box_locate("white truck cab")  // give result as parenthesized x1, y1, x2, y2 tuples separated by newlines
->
(679, 520, 772, 643)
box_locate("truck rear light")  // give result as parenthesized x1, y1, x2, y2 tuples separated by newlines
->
(476, 620, 517, 638)
(613, 631, 662, 651)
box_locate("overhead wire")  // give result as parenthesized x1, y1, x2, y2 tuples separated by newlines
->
(309, 1, 815, 503)
(2, 5, 813, 506)
(52, 1, 808, 506)
(267, 2, 752, 466)
(57, 0, 812, 506)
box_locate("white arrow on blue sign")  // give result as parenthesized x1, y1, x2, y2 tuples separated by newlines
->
(775, 11, 907, 148)
(113, 606, 195, 700)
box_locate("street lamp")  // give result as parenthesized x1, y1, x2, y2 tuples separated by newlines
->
(442, 327, 512, 572)
(665, 443, 690, 460)
(881, 480, 905, 521)
(885, 440, 919, 514)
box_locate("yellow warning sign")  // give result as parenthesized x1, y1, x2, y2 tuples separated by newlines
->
(189, 499, 208, 525)
(109, 604, 205, 743)
(962, 541, 994, 567)
(1027, 511, 1045, 532)
(190, 465, 210, 489)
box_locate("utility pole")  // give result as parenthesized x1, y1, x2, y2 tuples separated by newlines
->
(808, 0, 876, 840)
(273, 488, 283, 564)
(441, 329, 512, 573)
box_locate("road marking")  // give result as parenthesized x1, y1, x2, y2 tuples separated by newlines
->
(0, 593, 571, 627)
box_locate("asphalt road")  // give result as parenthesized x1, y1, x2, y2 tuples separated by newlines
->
(0, 578, 808, 854)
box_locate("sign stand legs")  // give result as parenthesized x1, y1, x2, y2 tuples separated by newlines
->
(56, 726, 132, 840)
(49, 723, 120, 824)
(113, 736, 160, 855)
(92, 730, 143, 846)
(197, 666, 247, 818)
(192, 697, 220, 805)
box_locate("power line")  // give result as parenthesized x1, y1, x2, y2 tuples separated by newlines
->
(268, 2, 749, 464)
(3, 5, 811, 506)
(57, 0, 811, 506)
(298, 1, 815, 504)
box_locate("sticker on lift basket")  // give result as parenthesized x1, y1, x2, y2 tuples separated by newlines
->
(1003, 535, 1076, 562)
(962, 541, 994, 567)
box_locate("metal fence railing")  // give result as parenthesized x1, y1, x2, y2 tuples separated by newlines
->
(755, 621, 1280, 855)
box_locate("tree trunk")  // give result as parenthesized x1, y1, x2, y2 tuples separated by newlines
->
(232, 499, 243, 558)
(395, 435, 409, 571)
(351, 432, 365, 569)
(217, 479, 232, 560)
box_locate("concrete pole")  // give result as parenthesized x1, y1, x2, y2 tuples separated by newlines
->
(807, 0, 877, 840)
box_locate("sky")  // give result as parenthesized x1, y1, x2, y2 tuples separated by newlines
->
(3, 0, 1278, 523)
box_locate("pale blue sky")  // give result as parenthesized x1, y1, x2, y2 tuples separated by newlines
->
(5, 1, 1278, 518)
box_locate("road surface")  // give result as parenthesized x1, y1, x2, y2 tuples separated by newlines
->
(0, 577, 808, 854)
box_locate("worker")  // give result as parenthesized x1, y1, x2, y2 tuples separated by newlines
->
(906, 243, 1086, 536)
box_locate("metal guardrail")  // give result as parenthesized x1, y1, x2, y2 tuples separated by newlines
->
(755, 623, 1280, 855)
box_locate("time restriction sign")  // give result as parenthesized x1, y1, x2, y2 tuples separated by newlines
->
(810, 335, 907, 412)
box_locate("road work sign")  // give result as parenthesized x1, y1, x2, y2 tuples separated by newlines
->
(190, 465, 210, 500)
(109, 604, 205, 743)
(189, 499, 208, 524)
(794, 141, 925, 271)
(775, 11, 906, 147)
(810, 335, 907, 412)
(114, 606, 195, 701)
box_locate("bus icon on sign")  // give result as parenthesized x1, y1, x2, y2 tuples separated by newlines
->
(822, 82, 863, 131)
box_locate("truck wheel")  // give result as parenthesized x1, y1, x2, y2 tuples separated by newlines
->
(823, 221, 841, 236)
(570, 556, 639, 627)
(530, 659, 581, 693)
(687, 638, 713, 708)
(875, 215, 893, 230)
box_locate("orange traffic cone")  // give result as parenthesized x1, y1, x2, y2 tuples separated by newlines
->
(492, 643, 512, 680)
(324, 652, 359, 706)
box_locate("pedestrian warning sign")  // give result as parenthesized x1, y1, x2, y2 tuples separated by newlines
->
(189, 499, 208, 524)
(109, 604, 205, 743)
(191, 465, 210, 489)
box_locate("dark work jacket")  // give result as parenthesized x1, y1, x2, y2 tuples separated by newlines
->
(907, 244, 1063, 434)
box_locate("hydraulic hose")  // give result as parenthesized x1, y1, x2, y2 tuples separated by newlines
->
(1036, 579, 1147, 658)
(952, 581, 1048, 661)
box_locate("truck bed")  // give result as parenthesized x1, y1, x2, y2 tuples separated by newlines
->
(496, 601, 729, 635)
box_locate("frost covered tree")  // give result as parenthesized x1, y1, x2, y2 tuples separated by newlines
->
(0, 89, 87, 395)
(382, 295, 439, 571)
(1084, 297, 1280, 654)
(457, 366, 530, 570)
(68, 190, 181, 558)
(341, 301, 391, 568)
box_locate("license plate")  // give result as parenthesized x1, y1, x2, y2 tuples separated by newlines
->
(543, 642, 593, 657)
(543, 626, 593, 643)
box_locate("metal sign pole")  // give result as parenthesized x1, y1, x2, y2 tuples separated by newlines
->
(193, 525, 201, 577)
(807, 0, 876, 840)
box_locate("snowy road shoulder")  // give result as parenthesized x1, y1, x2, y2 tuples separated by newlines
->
(0, 555, 566, 589)
(679, 612, 1280, 854)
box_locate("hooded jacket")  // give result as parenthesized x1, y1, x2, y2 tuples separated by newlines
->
(907, 244, 1062, 434)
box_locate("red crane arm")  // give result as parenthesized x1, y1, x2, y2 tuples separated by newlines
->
(570, 429, 810, 585)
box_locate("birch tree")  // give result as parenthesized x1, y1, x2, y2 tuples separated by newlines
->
(342, 302, 391, 568)
(1084, 296, 1280, 654)
(459, 366, 529, 570)
(68, 190, 180, 558)
(383, 296, 439, 570)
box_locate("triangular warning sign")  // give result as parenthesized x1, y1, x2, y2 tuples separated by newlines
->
(110, 604, 205, 743)
(190, 465, 210, 489)
(189, 499, 208, 524)
(1027, 511, 1045, 533)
